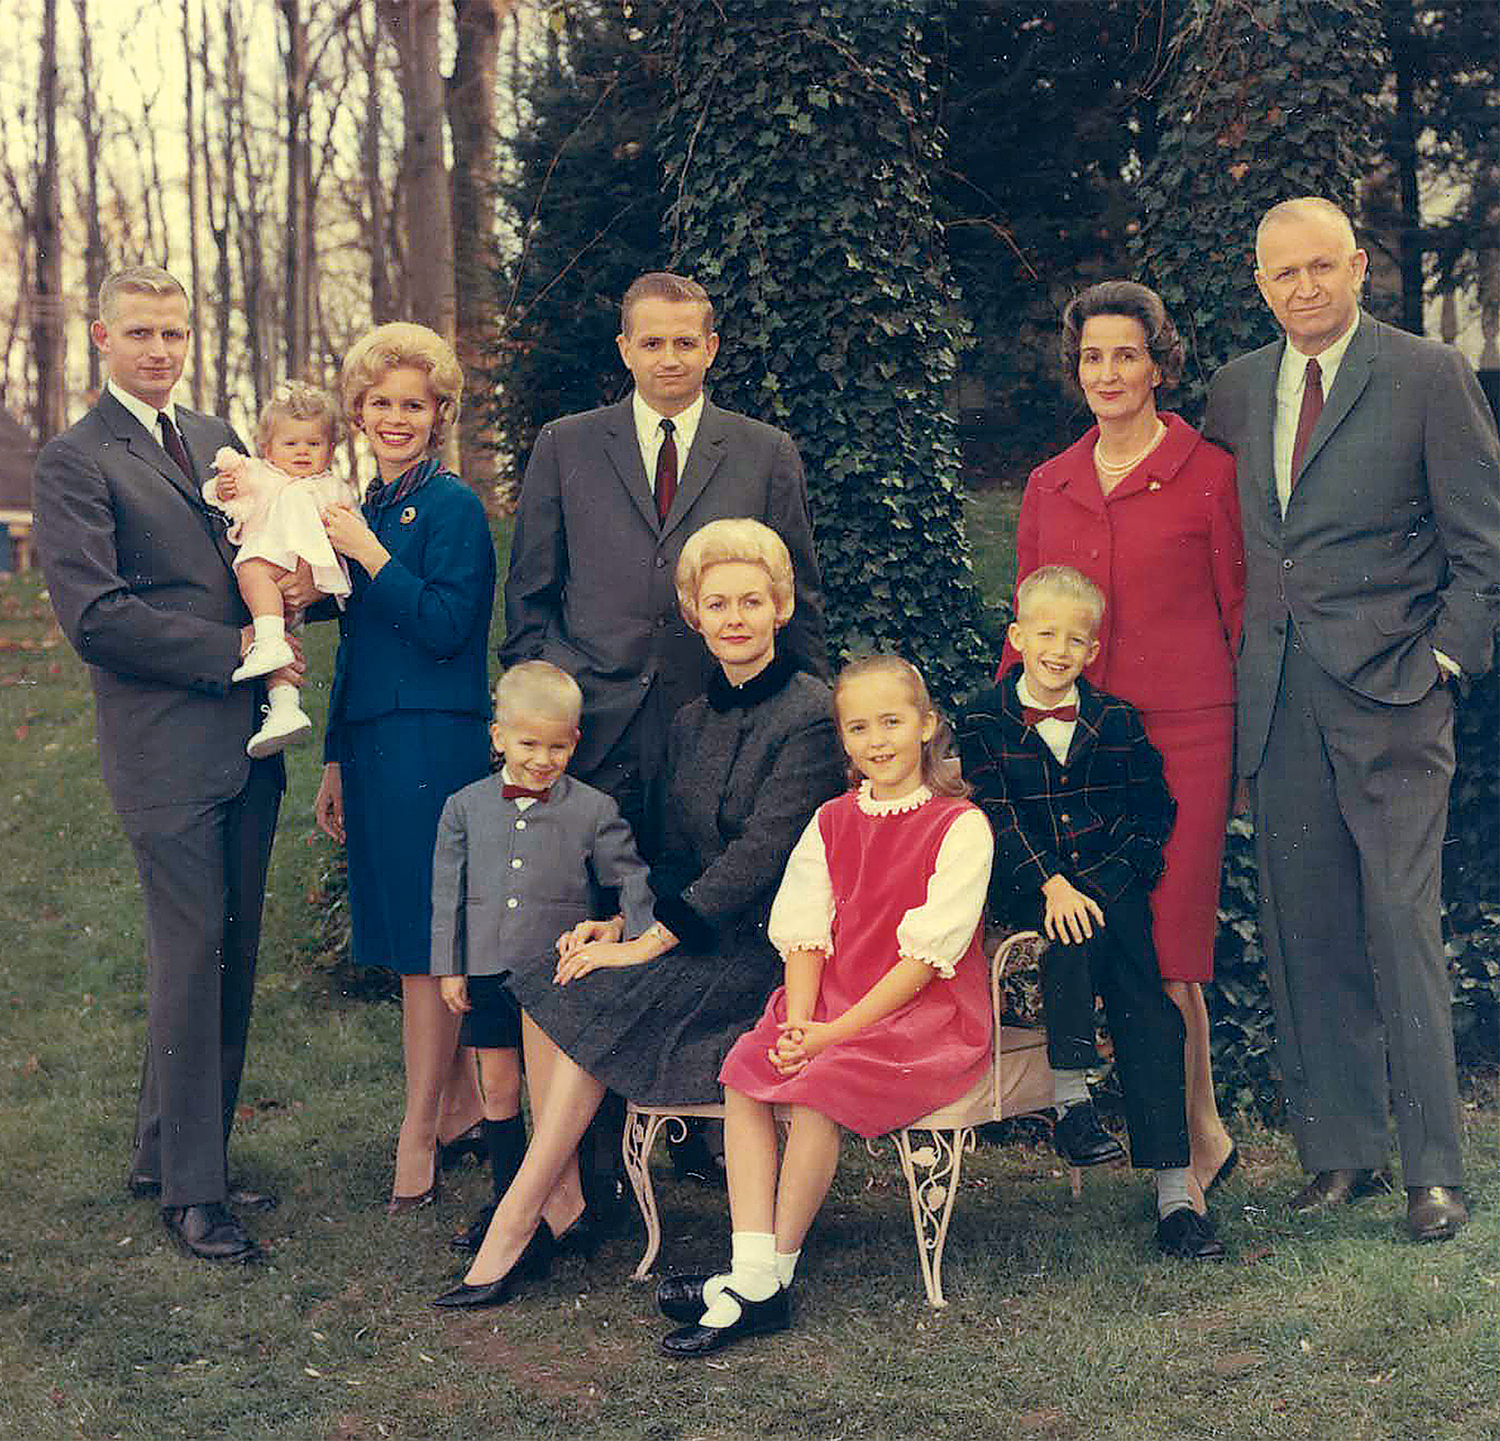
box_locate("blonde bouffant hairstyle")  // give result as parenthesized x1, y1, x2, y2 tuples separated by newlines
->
(833, 654, 969, 798)
(340, 322, 463, 450)
(674, 517, 795, 631)
(255, 380, 341, 455)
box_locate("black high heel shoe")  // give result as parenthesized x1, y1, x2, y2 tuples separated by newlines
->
(432, 1224, 554, 1310)
(550, 1208, 601, 1261)
(437, 1123, 486, 1171)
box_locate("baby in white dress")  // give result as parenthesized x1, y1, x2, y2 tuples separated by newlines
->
(203, 381, 359, 757)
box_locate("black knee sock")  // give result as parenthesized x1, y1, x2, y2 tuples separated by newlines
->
(484, 1115, 527, 1203)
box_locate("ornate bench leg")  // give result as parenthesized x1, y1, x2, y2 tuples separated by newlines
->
(622, 1109, 683, 1281)
(893, 1125, 974, 1309)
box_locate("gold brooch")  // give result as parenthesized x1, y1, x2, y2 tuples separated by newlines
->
(1148, 480, 1161, 491)
(399, 506, 417, 525)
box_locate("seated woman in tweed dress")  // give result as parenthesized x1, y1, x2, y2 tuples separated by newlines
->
(435, 518, 845, 1309)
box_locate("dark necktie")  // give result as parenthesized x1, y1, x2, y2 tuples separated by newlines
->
(1022, 703, 1078, 727)
(158, 412, 195, 484)
(655, 417, 677, 523)
(502, 783, 551, 801)
(1289, 357, 1323, 486)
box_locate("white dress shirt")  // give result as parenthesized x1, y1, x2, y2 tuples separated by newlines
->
(1016, 675, 1080, 766)
(1271, 315, 1358, 514)
(631, 390, 704, 491)
(108, 377, 184, 441)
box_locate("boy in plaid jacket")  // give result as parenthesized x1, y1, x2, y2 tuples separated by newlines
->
(957, 565, 1225, 1260)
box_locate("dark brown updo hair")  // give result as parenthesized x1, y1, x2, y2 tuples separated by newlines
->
(1060, 280, 1184, 390)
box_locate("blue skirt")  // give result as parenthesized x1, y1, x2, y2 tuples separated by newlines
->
(338, 711, 491, 974)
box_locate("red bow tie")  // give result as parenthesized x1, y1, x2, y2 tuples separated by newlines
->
(502, 783, 551, 801)
(1022, 703, 1077, 727)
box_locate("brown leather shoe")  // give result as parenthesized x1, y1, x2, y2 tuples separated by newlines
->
(1288, 1168, 1393, 1213)
(1405, 1185, 1467, 1242)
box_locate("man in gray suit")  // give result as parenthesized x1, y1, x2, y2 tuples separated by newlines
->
(501, 271, 828, 854)
(501, 270, 829, 1195)
(33, 266, 299, 1260)
(1203, 198, 1500, 1242)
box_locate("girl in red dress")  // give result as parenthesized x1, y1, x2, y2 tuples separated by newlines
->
(658, 655, 994, 1356)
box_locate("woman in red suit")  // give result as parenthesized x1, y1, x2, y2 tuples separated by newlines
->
(1000, 280, 1244, 1205)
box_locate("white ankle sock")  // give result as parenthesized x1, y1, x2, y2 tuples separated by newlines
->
(252, 615, 286, 645)
(775, 1248, 800, 1288)
(1052, 1068, 1091, 1113)
(699, 1231, 777, 1328)
(1156, 1167, 1193, 1218)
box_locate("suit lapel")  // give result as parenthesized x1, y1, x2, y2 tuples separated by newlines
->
(176, 409, 237, 568)
(1297, 315, 1375, 483)
(663, 401, 727, 536)
(1245, 345, 1283, 526)
(601, 398, 660, 532)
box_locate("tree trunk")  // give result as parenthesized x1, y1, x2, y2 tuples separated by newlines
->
(1384, 0, 1425, 333)
(280, 0, 314, 379)
(32, 0, 66, 441)
(446, 0, 512, 485)
(377, 0, 456, 338)
(75, 0, 108, 398)
(359, 3, 395, 324)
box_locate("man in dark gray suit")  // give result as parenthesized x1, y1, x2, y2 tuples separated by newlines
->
(501, 271, 829, 1195)
(1203, 198, 1500, 1242)
(501, 271, 828, 854)
(33, 266, 299, 1260)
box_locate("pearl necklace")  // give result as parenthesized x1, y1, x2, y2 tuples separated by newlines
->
(1094, 418, 1166, 481)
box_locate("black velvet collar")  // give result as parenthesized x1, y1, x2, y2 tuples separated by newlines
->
(706, 649, 796, 712)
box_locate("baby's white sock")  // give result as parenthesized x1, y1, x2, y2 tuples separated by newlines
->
(251, 615, 286, 645)
(266, 681, 299, 710)
(699, 1231, 777, 1328)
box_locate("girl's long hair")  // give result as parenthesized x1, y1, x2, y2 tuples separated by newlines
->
(833, 654, 970, 798)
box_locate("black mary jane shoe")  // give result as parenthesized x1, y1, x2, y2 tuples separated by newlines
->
(433, 1225, 553, 1310)
(657, 1272, 713, 1323)
(448, 1200, 499, 1255)
(661, 1286, 791, 1357)
(437, 1124, 487, 1171)
(1156, 1206, 1227, 1261)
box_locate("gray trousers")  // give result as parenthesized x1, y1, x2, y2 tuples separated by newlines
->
(1252, 631, 1461, 1186)
(123, 761, 282, 1206)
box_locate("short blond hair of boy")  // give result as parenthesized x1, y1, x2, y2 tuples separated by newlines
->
(494, 661, 583, 728)
(675, 517, 795, 630)
(1015, 564, 1106, 634)
(255, 380, 341, 454)
(340, 322, 464, 449)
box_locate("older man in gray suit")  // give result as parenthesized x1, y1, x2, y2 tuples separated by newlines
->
(33, 266, 299, 1260)
(1202, 198, 1500, 1242)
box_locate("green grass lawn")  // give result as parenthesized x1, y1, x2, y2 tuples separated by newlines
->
(2, 503, 1497, 1441)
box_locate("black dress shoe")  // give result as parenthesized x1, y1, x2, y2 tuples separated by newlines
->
(1156, 1206, 1227, 1261)
(162, 1203, 259, 1261)
(432, 1226, 552, 1309)
(1288, 1168, 1393, 1214)
(667, 1126, 727, 1187)
(1053, 1102, 1126, 1167)
(657, 1272, 713, 1323)
(128, 1171, 161, 1199)
(449, 1201, 498, 1255)
(1405, 1185, 1467, 1242)
(661, 1286, 791, 1356)
(437, 1124, 486, 1171)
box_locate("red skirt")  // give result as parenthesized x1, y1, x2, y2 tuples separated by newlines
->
(1139, 704, 1234, 983)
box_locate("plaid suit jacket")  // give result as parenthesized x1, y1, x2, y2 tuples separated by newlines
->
(956, 666, 1176, 921)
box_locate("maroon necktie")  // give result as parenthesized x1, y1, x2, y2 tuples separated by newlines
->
(502, 783, 551, 801)
(1289, 357, 1323, 486)
(654, 418, 677, 522)
(157, 412, 195, 483)
(1022, 703, 1078, 727)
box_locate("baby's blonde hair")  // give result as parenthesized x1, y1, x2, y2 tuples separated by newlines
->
(833, 654, 969, 798)
(675, 517, 795, 630)
(255, 380, 341, 455)
(341, 322, 463, 449)
(493, 661, 583, 728)
(1015, 564, 1106, 635)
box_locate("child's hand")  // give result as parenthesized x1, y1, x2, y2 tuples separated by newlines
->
(773, 1018, 836, 1072)
(1041, 874, 1105, 944)
(439, 976, 469, 1014)
(215, 474, 240, 501)
(557, 917, 624, 958)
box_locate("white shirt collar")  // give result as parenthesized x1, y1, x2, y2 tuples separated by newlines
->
(107, 377, 180, 436)
(1016, 675, 1080, 712)
(1277, 312, 1360, 398)
(632, 389, 705, 457)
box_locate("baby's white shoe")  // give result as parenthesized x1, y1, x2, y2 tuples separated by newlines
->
(247, 696, 313, 758)
(232, 636, 296, 683)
